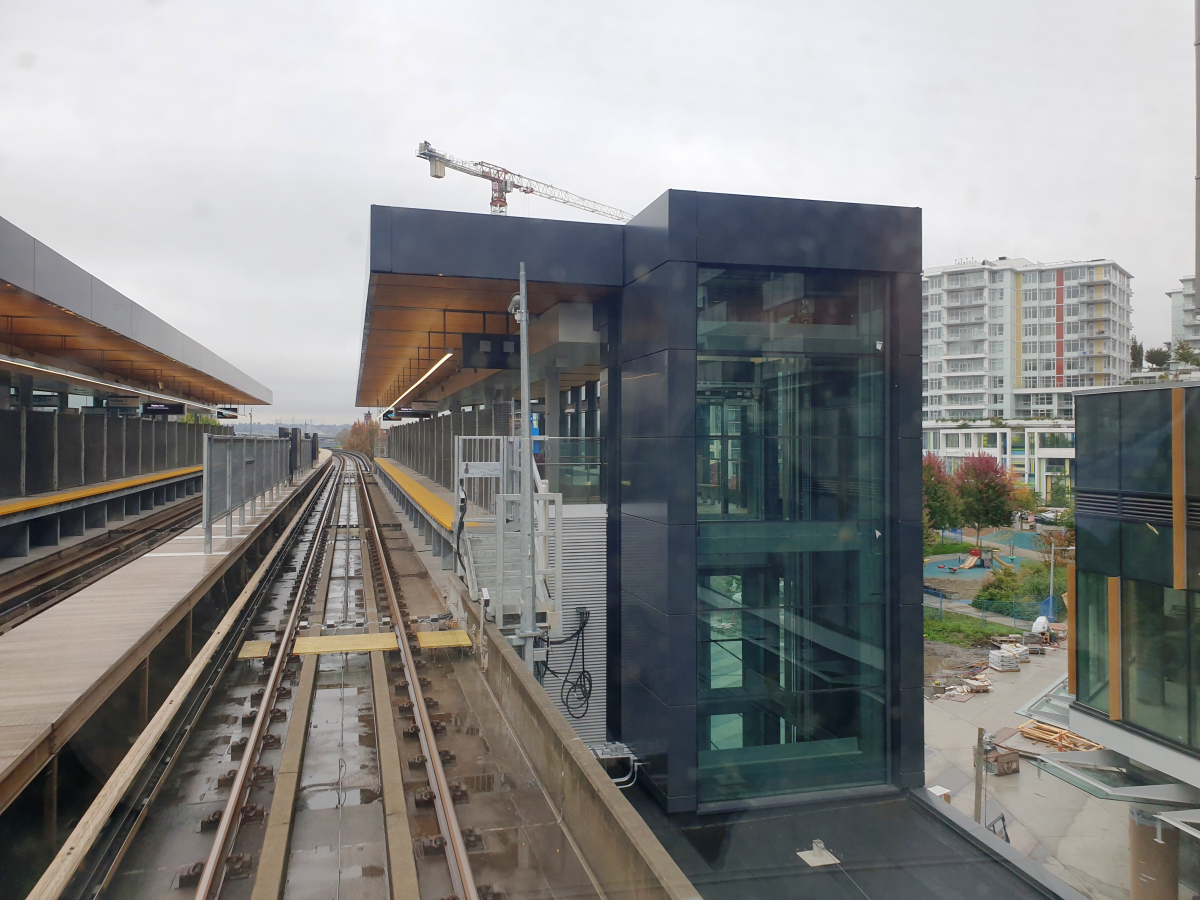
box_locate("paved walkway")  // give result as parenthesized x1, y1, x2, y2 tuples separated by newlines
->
(924, 649, 1132, 899)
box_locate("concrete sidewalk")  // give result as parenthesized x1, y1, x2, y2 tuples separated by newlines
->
(924, 647, 1132, 899)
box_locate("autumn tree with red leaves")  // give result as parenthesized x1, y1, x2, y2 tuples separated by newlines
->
(954, 453, 1016, 546)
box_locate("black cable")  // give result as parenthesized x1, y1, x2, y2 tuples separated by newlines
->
(536, 608, 592, 719)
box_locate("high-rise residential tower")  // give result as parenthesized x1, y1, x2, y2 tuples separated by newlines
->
(922, 257, 1133, 422)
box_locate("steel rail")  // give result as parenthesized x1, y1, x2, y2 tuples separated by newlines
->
(193, 455, 346, 900)
(357, 459, 480, 900)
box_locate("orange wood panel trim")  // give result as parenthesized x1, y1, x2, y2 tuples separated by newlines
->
(1107, 576, 1121, 720)
(1066, 563, 1077, 695)
(1173, 387, 1186, 590)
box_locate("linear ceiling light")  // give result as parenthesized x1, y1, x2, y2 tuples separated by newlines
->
(386, 352, 454, 412)
(0, 351, 224, 411)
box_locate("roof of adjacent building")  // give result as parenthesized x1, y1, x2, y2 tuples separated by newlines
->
(923, 257, 1131, 278)
(0, 214, 271, 406)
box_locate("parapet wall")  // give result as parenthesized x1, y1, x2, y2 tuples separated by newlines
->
(457, 579, 699, 900)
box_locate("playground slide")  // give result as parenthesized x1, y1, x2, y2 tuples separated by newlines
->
(993, 556, 1015, 569)
(958, 555, 979, 569)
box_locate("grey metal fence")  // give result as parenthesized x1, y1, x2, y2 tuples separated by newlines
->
(202, 434, 293, 553)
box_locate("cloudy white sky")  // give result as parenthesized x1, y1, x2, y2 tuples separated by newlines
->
(0, 1, 1194, 423)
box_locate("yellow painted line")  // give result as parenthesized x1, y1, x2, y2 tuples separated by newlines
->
(374, 457, 457, 531)
(415, 629, 472, 649)
(0, 465, 202, 518)
(237, 640, 272, 660)
(1173, 387, 1186, 590)
(292, 633, 399, 655)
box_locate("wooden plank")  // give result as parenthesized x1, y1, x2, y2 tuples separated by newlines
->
(292, 633, 398, 655)
(237, 640, 272, 660)
(251, 649, 319, 900)
(416, 629, 472, 649)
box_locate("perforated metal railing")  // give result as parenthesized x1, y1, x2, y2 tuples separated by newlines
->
(202, 434, 295, 553)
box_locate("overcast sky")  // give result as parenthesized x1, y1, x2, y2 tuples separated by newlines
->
(0, 0, 1194, 423)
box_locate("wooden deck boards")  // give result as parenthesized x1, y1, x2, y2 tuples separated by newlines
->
(0, 475, 313, 798)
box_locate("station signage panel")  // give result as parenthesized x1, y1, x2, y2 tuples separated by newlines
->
(143, 402, 185, 416)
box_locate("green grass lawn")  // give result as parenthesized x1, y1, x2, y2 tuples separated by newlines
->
(925, 540, 984, 556)
(923, 608, 1018, 648)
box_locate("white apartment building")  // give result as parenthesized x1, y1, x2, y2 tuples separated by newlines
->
(1170, 276, 1198, 350)
(922, 257, 1134, 422)
(921, 421, 1075, 500)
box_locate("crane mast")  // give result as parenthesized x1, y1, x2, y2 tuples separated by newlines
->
(416, 141, 632, 222)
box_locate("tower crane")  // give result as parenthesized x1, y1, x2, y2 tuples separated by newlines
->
(416, 141, 632, 222)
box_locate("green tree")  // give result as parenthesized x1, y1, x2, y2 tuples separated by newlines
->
(954, 453, 1015, 546)
(1131, 336, 1144, 371)
(1146, 343, 1171, 369)
(923, 452, 961, 542)
(1174, 341, 1200, 368)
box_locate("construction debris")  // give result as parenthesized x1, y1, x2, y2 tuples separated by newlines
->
(934, 674, 993, 701)
(988, 649, 1021, 671)
(1017, 720, 1103, 752)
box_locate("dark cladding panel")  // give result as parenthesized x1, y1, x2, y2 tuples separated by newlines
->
(25, 410, 55, 495)
(620, 514, 696, 617)
(619, 350, 696, 440)
(84, 415, 105, 484)
(107, 416, 125, 478)
(623, 190, 698, 284)
(695, 193, 922, 274)
(125, 418, 140, 476)
(620, 263, 697, 362)
(375, 206, 624, 286)
(621, 437, 695, 525)
(58, 412, 82, 489)
(0, 410, 20, 498)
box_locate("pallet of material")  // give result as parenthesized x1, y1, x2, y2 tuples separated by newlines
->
(1016, 720, 1103, 752)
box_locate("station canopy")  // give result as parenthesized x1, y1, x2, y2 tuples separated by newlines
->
(0, 214, 271, 407)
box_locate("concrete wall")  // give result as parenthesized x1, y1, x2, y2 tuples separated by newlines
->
(459, 583, 699, 900)
(124, 418, 140, 476)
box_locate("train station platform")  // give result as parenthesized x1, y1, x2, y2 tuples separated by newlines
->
(372, 456, 484, 571)
(0, 458, 329, 814)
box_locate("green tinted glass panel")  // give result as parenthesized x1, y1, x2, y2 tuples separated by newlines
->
(1120, 390, 1172, 495)
(1120, 521, 1173, 588)
(1122, 580, 1190, 745)
(1075, 571, 1109, 714)
(697, 542, 886, 802)
(1076, 516, 1120, 577)
(1075, 394, 1119, 491)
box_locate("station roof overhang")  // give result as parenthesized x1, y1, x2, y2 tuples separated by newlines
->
(357, 205, 623, 409)
(0, 215, 272, 407)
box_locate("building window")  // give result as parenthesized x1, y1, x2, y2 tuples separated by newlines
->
(991, 272, 1005, 284)
(989, 306, 1004, 320)
(1076, 571, 1110, 714)
(1038, 432, 1074, 449)
(1121, 580, 1191, 746)
(1041, 271, 1057, 284)
(697, 267, 883, 354)
(1040, 305, 1055, 319)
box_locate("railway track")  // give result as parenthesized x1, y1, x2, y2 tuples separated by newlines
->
(59, 453, 492, 900)
(0, 495, 203, 633)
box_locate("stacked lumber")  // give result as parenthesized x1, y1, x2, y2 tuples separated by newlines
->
(1017, 720, 1103, 752)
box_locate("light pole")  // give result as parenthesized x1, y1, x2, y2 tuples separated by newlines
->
(508, 262, 536, 672)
